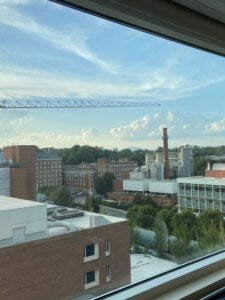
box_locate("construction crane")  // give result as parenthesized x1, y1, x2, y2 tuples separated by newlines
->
(0, 99, 160, 109)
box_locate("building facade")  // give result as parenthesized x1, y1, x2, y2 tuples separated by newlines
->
(63, 162, 97, 193)
(3, 145, 36, 200)
(205, 156, 225, 178)
(0, 195, 131, 300)
(96, 158, 138, 180)
(36, 152, 62, 191)
(178, 177, 225, 213)
(178, 146, 193, 177)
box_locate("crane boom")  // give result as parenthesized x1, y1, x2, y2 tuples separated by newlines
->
(0, 99, 160, 109)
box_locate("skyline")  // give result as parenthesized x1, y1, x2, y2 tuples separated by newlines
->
(1, 0, 225, 150)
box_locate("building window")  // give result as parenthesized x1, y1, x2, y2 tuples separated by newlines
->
(84, 243, 99, 262)
(106, 265, 111, 282)
(105, 240, 110, 256)
(84, 269, 99, 289)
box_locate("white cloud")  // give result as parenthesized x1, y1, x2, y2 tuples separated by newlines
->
(110, 111, 220, 142)
(0, 109, 32, 136)
(204, 118, 225, 133)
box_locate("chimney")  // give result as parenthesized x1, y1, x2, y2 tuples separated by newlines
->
(163, 128, 169, 179)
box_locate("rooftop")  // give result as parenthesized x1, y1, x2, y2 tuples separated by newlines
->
(47, 204, 126, 237)
(36, 153, 61, 160)
(177, 176, 225, 185)
(0, 195, 45, 210)
(130, 254, 178, 283)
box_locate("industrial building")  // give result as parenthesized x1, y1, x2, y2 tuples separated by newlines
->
(123, 179, 178, 197)
(0, 195, 130, 300)
(179, 146, 194, 177)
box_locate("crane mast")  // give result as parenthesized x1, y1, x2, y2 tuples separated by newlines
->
(0, 99, 160, 109)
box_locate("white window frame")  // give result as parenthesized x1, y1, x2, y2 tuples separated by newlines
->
(84, 269, 99, 290)
(105, 240, 110, 256)
(106, 265, 111, 282)
(84, 243, 99, 262)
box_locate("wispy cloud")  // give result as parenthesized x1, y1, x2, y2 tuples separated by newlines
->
(0, 2, 117, 74)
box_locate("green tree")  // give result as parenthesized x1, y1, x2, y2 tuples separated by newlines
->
(157, 207, 178, 234)
(136, 205, 157, 229)
(197, 210, 224, 254)
(126, 205, 139, 226)
(95, 172, 116, 196)
(50, 187, 72, 207)
(154, 218, 168, 257)
(130, 226, 142, 253)
(170, 210, 197, 262)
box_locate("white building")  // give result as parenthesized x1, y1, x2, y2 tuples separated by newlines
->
(178, 176, 225, 212)
(179, 146, 193, 177)
(0, 168, 10, 197)
(0, 195, 47, 247)
(123, 179, 178, 196)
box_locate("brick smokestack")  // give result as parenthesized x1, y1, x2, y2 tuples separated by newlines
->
(163, 128, 169, 179)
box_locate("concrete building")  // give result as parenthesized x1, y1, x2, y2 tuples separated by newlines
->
(178, 146, 193, 177)
(3, 145, 36, 200)
(178, 176, 225, 213)
(0, 195, 46, 247)
(96, 158, 138, 180)
(123, 179, 178, 197)
(63, 162, 97, 193)
(0, 167, 10, 197)
(36, 152, 62, 191)
(0, 195, 130, 300)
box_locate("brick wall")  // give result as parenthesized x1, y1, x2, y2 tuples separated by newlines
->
(0, 220, 130, 300)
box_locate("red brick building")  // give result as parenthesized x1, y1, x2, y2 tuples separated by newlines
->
(96, 158, 138, 180)
(3, 145, 36, 200)
(63, 163, 97, 193)
(0, 196, 131, 300)
(36, 152, 62, 191)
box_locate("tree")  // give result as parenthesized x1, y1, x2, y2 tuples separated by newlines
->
(126, 206, 139, 226)
(83, 195, 92, 211)
(49, 187, 73, 207)
(157, 207, 178, 234)
(130, 226, 142, 253)
(170, 210, 197, 262)
(95, 172, 116, 196)
(154, 218, 168, 257)
(197, 210, 225, 254)
(136, 205, 157, 229)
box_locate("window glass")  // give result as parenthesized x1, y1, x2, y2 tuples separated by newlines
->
(2, 0, 225, 299)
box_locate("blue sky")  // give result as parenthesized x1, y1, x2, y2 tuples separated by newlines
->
(1, 0, 225, 150)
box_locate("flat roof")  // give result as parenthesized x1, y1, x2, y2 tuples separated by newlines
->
(177, 176, 225, 185)
(47, 204, 126, 237)
(0, 195, 45, 210)
(131, 254, 177, 283)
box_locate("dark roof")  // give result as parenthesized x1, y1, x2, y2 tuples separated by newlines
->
(36, 153, 61, 160)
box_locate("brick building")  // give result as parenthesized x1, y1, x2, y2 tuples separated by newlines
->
(96, 158, 138, 180)
(63, 162, 97, 193)
(0, 195, 131, 300)
(36, 152, 62, 191)
(3, 145, 36, 201)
